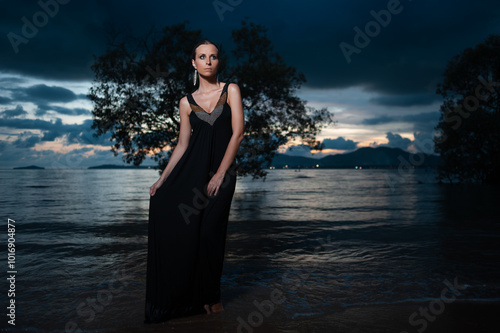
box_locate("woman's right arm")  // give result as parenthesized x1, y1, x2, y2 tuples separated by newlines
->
(150, 97, 192, 196)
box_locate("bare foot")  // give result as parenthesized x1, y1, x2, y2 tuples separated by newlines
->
(204, 302, 224, 314)
(210, 302, 224, 313)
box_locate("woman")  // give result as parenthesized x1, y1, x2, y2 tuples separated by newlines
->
(144, 39, 244, 324)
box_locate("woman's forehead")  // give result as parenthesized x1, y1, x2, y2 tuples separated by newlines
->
(195, 44, 218, 55)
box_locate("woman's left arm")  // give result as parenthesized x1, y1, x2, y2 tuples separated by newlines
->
(206, 83, 244, 196)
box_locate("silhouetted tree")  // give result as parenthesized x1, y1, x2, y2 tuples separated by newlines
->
(434, 34, 500, 184)
(88, 20, 333, 179)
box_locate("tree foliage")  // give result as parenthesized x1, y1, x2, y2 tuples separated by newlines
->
(88, 20, 333, 179)
(434, 34, 500, 184)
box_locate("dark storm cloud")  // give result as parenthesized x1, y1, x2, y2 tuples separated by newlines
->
(0, 117, 110, 146)
(0, 117, 58, 131)
(0, 76, 26, 84)
(0, 0, 206, 81)
(13, 132, 41, 148)
(3, 84, 91, 116)
(369, 93, 441, 107)
(362, 115, 394, 126)
(269, 0, 500, 95)
(41, 128, 60, 141)
(383, 132, 412, 150)
(0, 96, 12, 104)
(283, 144, 313, 157)
(1, 0, 498, 98)
(1, 83, 90, 116)
(65, 119, 110, 146)
(36, 104, 91, 116)
(0, 105, 27, 118)
(322, 137, 359, 150)
(11, 84, 79, 104)
(1, 0, 110, 80)
(362, 111, 439, 126)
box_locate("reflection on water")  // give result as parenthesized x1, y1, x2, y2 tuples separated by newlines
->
(0, 168, 499, 331)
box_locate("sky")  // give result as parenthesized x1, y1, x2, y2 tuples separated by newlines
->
(1, 0, 499, 168)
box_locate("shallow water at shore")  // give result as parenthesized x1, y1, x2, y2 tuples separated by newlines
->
(0, 168, 499, 332)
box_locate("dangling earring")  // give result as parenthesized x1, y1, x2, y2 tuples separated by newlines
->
(193, 69, 198, 86)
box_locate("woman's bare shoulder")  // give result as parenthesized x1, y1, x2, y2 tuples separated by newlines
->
(180, 95, 193, 107)
(227, 82, 240, 92)
(227, 83, 241, 101)
(179, 96, 191, 114)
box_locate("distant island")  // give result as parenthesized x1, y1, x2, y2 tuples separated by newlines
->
(88, 164, 154, 169)
(269, 147, 441, 169)
(13, 165, 45, 169)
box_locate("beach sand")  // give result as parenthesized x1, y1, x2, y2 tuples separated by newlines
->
(87, 300, 500, 333)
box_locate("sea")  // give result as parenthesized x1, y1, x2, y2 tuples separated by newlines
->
(0, 167, 499, 332)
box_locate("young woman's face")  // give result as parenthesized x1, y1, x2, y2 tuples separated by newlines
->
(192, 44, 219, 76)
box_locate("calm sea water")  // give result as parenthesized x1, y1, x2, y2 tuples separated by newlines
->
(0, 168, 499, 332)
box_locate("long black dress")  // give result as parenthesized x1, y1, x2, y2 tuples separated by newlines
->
(144, 82, 237, 324)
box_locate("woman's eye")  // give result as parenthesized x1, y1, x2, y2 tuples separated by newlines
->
(200, 55, 205, 59)
(211, 56, 217, 60)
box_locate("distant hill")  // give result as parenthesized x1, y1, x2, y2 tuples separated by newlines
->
(87, 147, 440, 170)
(13, 165, 45, 169)
(88, 164, 153, 169)
(271, 147, 440, 169)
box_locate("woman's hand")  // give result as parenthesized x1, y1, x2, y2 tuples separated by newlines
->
(206, 171, 226, 197)
(150, 178, 165, 196)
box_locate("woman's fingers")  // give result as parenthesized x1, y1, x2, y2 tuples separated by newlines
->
(206, 181, 212, 196)
(207, 178, 220, 197)
(206, 182, 213, 196)
(208, 185, 218, 197)
(213, 183, 220, 196)
(150, 183, 158, 196)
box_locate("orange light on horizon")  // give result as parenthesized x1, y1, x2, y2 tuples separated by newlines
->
(32, 139, 110, 155)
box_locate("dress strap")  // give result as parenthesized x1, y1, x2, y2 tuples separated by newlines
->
(187, 82, 230, 100)
(186, 92, 196, 105)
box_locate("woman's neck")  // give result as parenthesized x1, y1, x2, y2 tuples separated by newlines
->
(197, 77, 220, 93)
